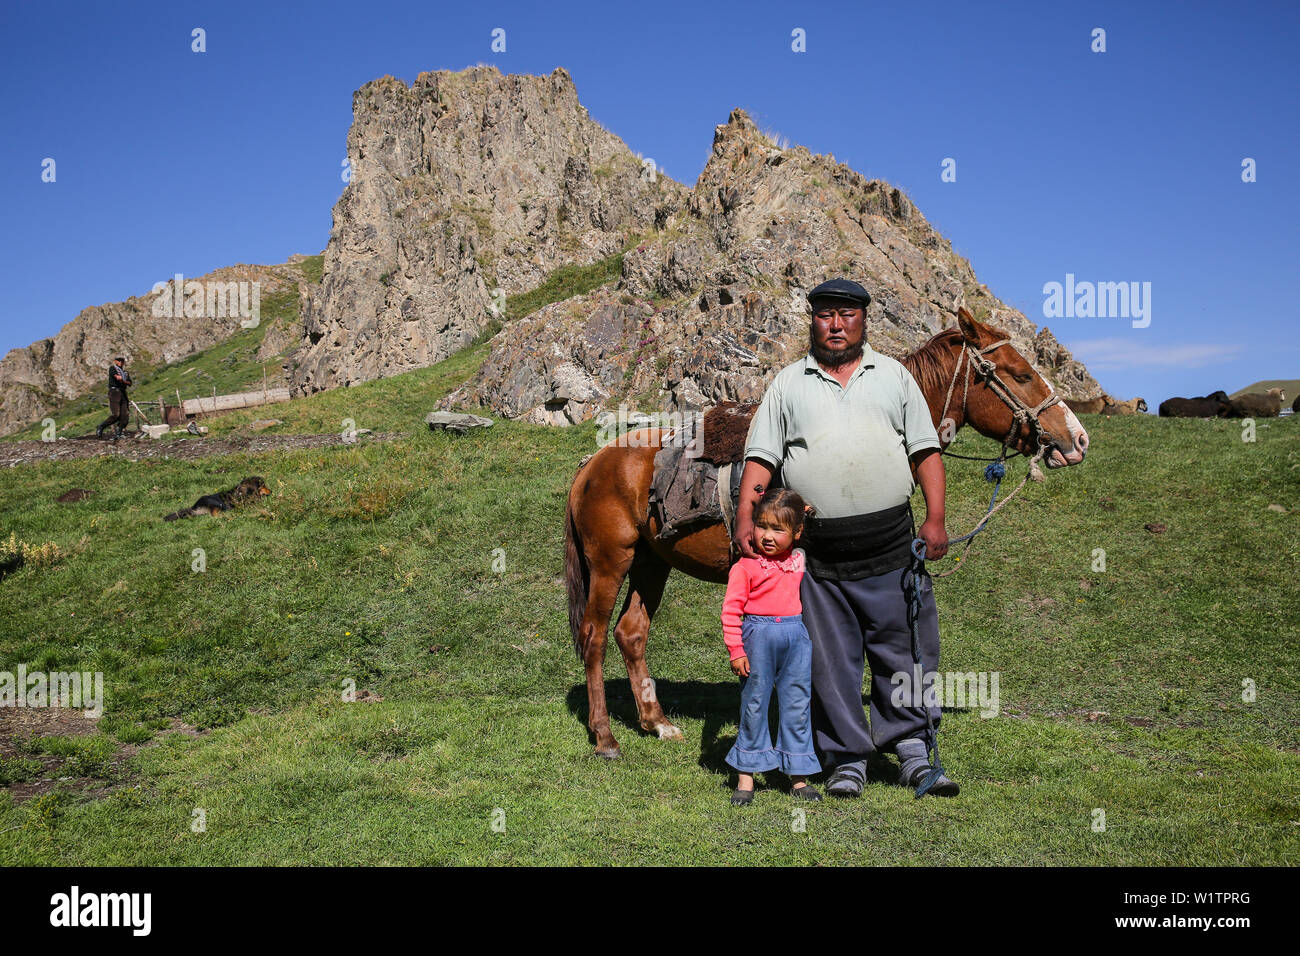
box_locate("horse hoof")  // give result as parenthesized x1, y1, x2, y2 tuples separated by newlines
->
(594, 745, 621, 760)
(655, 723, 684, 741)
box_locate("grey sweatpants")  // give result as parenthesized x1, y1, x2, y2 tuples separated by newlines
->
(799, 564, 941, 765)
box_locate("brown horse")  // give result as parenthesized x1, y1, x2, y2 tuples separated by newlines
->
(563, 309, 1089, 757)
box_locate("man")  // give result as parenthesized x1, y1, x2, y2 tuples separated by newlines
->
(733, 278, 958, 797)
(96, 356, 133, 439)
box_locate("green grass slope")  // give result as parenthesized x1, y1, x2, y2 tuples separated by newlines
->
(0, 363, 1297, 864)
(1231, 379, 1299, 400)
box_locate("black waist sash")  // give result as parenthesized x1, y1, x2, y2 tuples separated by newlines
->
(801, 501, 915, 581)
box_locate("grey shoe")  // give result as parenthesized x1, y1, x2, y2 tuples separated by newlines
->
(903, 762, 959, 797)
(823, 760, 867, 799)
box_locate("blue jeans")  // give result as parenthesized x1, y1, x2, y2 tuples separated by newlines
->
(726, 614, 821, 777)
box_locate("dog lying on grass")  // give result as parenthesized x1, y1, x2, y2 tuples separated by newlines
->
(163, 476, 271, 521)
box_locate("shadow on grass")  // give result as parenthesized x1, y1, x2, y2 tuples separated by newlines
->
(564, 680, 904, 790)
(565, 677, 734, 763)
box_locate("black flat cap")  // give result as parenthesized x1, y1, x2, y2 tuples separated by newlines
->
(807, 278, 871, 310)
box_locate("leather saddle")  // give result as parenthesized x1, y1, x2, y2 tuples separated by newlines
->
(647, 402, 781, 543)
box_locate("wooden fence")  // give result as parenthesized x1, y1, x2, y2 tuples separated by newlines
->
(180, 387, 292, 416)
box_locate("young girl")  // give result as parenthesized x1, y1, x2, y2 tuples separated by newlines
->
(720, 488, 822, 805)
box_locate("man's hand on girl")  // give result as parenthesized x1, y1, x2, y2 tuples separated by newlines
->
(733, 518, 758, 559)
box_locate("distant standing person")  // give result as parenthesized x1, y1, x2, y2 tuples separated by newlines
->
(97, 356, 133, 439)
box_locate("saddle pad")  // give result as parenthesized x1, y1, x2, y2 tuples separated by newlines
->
(649, 439, 783, 543)
(650, 443, 723, 541)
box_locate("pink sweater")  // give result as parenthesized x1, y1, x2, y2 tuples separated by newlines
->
(720, 548, 806, 660)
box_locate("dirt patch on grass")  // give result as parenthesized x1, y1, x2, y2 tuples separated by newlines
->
(0, 706, 99, 750)
(0, 709, 205, 805)
(0, 708, 108, 804)
(0, 432, 401, 469)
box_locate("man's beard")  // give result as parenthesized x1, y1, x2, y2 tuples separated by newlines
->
(809, 326, 864, 369)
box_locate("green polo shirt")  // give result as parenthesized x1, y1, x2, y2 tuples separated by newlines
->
(744, 346, 941, 518)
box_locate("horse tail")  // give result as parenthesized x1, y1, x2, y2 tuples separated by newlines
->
(565, 456, 594, 661)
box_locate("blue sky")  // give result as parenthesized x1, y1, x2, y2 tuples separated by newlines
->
(2, 0, 1297, 403)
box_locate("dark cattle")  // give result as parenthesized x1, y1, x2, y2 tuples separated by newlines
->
(1159, 390, 1230, 418)
(1222, 388, 1286, 419)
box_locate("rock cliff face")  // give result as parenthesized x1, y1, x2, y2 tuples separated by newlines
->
(0, 262, 302, 437)
(440, 107, 1100, 425)
(288, 66, 687, 394)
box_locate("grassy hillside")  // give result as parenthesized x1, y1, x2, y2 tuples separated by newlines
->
(1232, 379, 1299, 400)
(6, 287, 303, 442)
(0, 354, 1297, 864)
(5, 247, 630, 444)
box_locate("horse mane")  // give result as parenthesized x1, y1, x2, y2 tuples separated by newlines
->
(902, 327, 964, 398)
(902, 320, 1015, 398)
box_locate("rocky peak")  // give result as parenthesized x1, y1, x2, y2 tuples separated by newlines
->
(0, 68, 1101, 439)
(440, 90, 1101, 425)
(287, 65, 689, 395)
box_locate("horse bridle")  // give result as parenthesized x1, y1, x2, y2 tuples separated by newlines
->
(938, 337, 1063, 460)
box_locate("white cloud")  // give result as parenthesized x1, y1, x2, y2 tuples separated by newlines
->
(1065, 338, 1245, 370)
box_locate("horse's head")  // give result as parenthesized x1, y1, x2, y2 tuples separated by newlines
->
(955, 308, 1089, 468)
